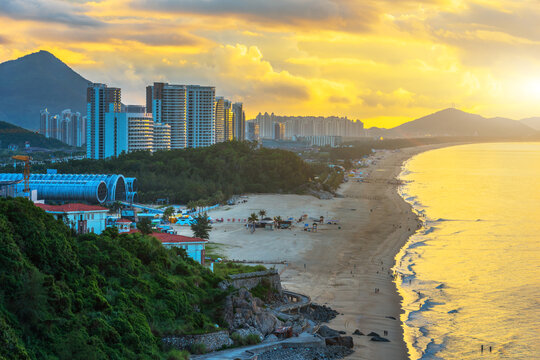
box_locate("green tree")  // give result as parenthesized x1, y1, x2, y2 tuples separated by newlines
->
(162, 207, 175, 222)
(258, 209, 267, 218)
(191, 213, 212, 240)
(137, 217, 153, 235)
(109, 201, 122, 216)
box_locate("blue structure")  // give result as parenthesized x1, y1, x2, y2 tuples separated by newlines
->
(0, 173, 133, 204)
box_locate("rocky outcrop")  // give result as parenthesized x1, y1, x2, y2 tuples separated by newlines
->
(300, 304, 339, 322)
(223, 288, 283, 336)
(316, 325, 354, 349)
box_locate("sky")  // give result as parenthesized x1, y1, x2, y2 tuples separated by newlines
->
(1, 0, 539, 128)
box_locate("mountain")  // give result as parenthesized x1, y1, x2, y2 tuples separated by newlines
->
(0, 50, 90, 130)
(0, 120, 69, 149)
(520, 117, 540, 131)
(386, 108, 536, 138)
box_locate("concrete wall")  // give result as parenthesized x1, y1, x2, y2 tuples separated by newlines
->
(226, 269, 282, 295)
(162, 330, 232, 352)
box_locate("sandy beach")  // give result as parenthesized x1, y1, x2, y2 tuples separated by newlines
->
(172, 144, 452, 359)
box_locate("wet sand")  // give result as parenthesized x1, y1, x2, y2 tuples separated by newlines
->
(172, 144, 454, 359)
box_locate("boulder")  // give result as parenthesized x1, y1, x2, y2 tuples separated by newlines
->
(325, 336, 354, 349)
(370, 336, 390, 342)
(262, 334, 279, 343)
(317, 325, 341, 338)
(367, 332, 380, 337)
(352, 329, 364, 336)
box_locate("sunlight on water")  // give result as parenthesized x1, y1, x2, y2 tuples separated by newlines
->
(394, 143, 540, 359)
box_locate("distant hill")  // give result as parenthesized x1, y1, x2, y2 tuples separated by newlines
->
(0, 120, 70, 149)
(0, 50, 90, 130)
(520, 117, 540, 131)
(385, 108, 536, 138)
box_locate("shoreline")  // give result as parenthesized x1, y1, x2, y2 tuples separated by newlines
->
(173, 143, 459, 359)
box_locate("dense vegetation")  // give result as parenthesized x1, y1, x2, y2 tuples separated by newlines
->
(0, 197, 226, 360)
(21, 141, 315, 204)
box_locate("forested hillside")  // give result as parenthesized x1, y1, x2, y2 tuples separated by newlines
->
(26, 141, 315, 203)
(0, 198, 225, 359)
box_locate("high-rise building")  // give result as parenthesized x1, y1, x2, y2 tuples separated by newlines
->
(254, 114, 364, 139)
(232, 102, 245, 141)
(40, 108, 86, 147)
(40, 109, 49, 137)
(246, 121, 259, 141)
(223, 99, 234, 141)
(103, 112, 171, 158)
(147, 83, 215, 149)
(214, 97, 225, 143)
(273, 122, 285, 140)
(186, 85, 215, 148)
(48, 115, 59, 140)
(153, 123, 172, 152)
(87, 83, 121, 159)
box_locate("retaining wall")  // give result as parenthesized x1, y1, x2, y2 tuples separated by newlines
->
(223, 269, 283, 294)
(162, 330, 232, 352)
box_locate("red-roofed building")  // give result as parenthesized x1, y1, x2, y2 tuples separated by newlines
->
(35, 203, 108, 234)
(114, 218, 132, 233)
(126, 229, 207, 264)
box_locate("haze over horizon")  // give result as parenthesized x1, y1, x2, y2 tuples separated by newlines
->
(1, 0, 539, 128)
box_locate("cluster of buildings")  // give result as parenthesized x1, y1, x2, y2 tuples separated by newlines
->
(33, 202, 207, 264)
(251, 113, 365, 140)
(86, 82, 246, 159)
(39, 109, 87, 147)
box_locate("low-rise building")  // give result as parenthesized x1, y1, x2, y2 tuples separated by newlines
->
(35, 203, 108, 234)
(153, 233, 208, 264)
(126, 229, 207, 264)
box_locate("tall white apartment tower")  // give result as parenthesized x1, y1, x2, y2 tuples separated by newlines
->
(187, 85, 215, 148)
(147, 82, 215, 148)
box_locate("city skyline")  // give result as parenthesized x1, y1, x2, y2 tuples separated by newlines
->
(1, 1, 539, 128)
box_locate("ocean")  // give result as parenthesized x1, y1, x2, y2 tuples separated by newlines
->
(394, 142, 540, 359)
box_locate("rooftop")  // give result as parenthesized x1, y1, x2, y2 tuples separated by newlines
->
(36, 203, 109, 213)
(126, 229, 207, 244)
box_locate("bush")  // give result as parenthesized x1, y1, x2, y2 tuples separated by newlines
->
(190, 343, 207, 355)
(231, 332, 262, 346)
(213, 263, 267, 278)
(250, 278, 277, 301)
(166, 349, 190, 360)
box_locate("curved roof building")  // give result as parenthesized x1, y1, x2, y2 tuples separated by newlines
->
(0, 173, 133, 204)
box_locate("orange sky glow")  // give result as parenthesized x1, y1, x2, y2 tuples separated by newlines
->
(1, 0, 539, 127)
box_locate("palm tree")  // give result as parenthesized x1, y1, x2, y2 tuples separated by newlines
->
(162, 206, 175, 222)
(186, 201, 197, 212)
(258, 209, 267, 218)
(248, 213, 259, 223)
(191, 213, 212, 240)
(109, 201, 122, 216)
